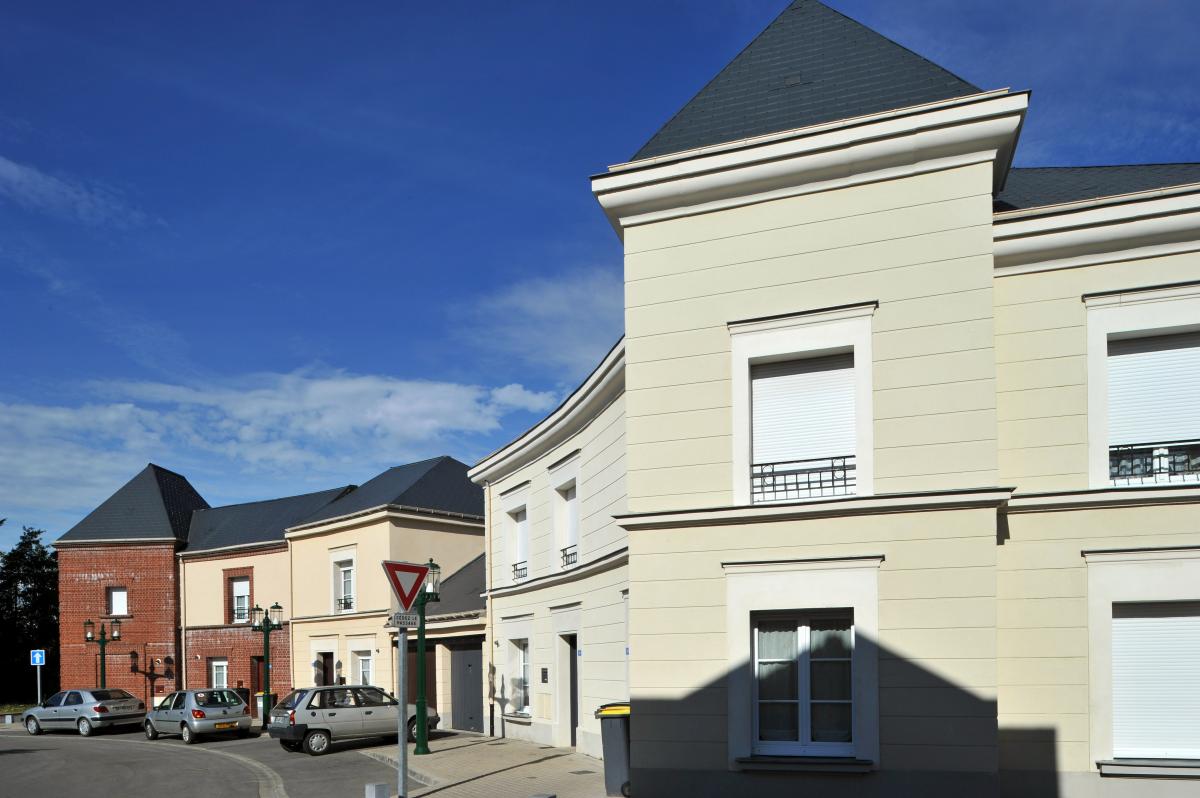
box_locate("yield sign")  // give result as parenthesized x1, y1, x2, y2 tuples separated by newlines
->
(381, 560, 429, 612)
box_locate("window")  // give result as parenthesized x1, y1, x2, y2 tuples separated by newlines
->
(753, 612, 854, 755)
(511, 639, 530, 714)
(332, 556, 355, 612)
(751, 355, 856, 502)
(1111, 601, 1200, 759)
(106, 586, 128, 616)
(730, 303, 875, 505)
(558, 484, 579, 567)
(64, 692, 82, 706)
(210, 658, 229, 689)
(355, 687, 394, 707)
(510, 508, 529, 580)
(1085, 283, 1200, 487)
(1107, 332, 1200, 486)
(353, 651, 372, 686)
(230, 577, 250, 623)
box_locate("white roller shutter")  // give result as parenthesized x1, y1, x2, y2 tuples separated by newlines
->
(751, 353, 855, 465)
(1112, 601, 1200, 759)
(1108, 332, 1200, 446)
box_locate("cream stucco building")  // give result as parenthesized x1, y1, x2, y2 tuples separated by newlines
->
(473, 1, 1200, 796)
(470, 342, 628, 757)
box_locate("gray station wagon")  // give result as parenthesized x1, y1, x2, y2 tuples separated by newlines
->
(268, 685, 437, 755)
(144, 689, 252, 744)
(23, 689, 145, 736)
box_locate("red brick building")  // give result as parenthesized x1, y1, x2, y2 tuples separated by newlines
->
(55, 465, 208, 707)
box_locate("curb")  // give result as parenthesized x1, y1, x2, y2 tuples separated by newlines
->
(358, 749, 439, 789)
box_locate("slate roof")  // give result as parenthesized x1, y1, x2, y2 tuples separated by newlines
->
(184, 486, 353, 553)
(633, 0, 981, 161)
(57, 464, 209, 544)
(297, 456, 483, 526)
(428, 554, 485, 617)
(995, 164, 1200, 212)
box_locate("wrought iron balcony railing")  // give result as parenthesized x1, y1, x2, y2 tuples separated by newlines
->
(751, 455, 856, 503)
(1110, 440, 1200, 486)
(336, 595, 355, 611)
(561, 545, 578, 568)
(512, 561, 528, 580)
(232, 607, 249, 623)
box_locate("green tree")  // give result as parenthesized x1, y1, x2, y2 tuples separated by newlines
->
(0, 526, 59, 702)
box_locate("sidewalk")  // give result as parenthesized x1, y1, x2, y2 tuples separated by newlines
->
(362, 730, 607, 798)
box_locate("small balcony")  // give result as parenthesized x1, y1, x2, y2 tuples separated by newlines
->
(512, 561, 528, 580)
(232, 607, 249, 623)
(561, 545, 578, 568)
(336, 595, 355, 612)
(1110, 440, 1200, 486)
(751, 455, 856, 504)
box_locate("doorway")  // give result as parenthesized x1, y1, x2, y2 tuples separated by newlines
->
(250, 656, 264, 717)
(318, 652, 334, 686)
(563, 634, 578, 747)
(450, 642, 484, 732)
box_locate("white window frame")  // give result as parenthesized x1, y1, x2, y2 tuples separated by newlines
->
(752, 610, 855, 757)
(729, 303, 875, 505)
(353, 650, 373, 686)
(1085, 284, 1200, 488)
(723, 556, 881, 767)
(500, 483, 531, 583)
(210, 658, 229, 689)
(512, 638, 531, 715)
(330, 546, 356, 614)
(1084, 546, 1200, 767)
(549, 453, 581, 570)
(231, 577, 250, 624)
(107, 586, 128, 616)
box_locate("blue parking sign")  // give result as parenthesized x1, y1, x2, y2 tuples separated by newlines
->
(30, 649, 45, 667)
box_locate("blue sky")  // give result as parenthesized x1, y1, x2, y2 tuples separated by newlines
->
(2, 0, 1198, 549)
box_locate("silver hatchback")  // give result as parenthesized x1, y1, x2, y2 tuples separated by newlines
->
(144, 689, 252, 744)
(23, 689, 145, 736)
(268, 685, 438, 755)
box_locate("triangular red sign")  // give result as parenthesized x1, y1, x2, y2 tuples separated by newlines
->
(381, 560, 429, 611)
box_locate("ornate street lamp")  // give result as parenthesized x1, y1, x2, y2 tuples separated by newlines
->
(414, 558, 441, 756)
(251, 602, 284, 724)
(83, 619, 121, 688)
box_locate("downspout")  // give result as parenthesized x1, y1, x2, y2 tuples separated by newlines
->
(178, 551, 187, 691)
(288, 536, 295, 694)
(484, 479, 495, 737)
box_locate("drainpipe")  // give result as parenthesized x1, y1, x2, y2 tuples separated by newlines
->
(484, 479, 495, 737)
(178, 552, 187, 690)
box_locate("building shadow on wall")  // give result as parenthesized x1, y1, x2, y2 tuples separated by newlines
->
(631, 633, 1059, 798)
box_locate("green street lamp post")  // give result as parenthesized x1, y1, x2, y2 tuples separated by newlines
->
(83, 619, 121, 689)
(251, 602, 283, 723)
(414, 558, 441, 756)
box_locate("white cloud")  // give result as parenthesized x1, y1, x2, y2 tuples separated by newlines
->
(0, 369, 557, 537)
(460, 266, 624, 384)
(0, 154, 149, 228)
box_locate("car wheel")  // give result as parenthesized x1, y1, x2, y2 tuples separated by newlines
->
(181, 724, 197, 744)
(279, 739, 302, 752)
(406, 718, 417, 743)
(25, 717, 41, 736)
(144, 721, 159, 740)
(236, 728, 250, 739)
(77, 718, 93, 737)
(303, 729, 331, 756)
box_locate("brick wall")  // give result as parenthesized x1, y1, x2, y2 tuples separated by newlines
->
(57, 543, 180, 707)
(183, 625, 291, 716)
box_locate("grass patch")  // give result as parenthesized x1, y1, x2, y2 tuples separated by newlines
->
(0, 703, 33, 716)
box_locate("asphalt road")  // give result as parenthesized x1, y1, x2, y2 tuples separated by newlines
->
(0, 724, 406, 798)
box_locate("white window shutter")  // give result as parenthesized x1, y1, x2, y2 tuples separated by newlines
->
(1108, 332, 1200, 446)
(752, 354, 855, 464)
(1111, 602, 1200, 759)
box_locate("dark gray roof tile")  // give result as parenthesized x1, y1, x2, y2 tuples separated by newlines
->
(996, 165, 1200, 211)
(57, 464, 209, 544)
(185, 485, 353, 553)
(297, 456, 483, 526)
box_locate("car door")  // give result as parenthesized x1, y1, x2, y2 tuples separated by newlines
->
(353, 688, 397, 737)
(150, 693, 175, 731)
(62, 691, 84, 727)
(37, 692, 66, 727)
(313, 688, 364, 740)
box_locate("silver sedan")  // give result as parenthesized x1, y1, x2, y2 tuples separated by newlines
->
(23, 689, 145, 736)
(144, 689, 252, 744)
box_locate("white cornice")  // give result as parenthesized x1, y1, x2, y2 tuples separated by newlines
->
(590, 91, 1027, 236)
(615, 488, 1014, 531)
(469, 340, 625, 484)
(1009, 484, 1200, 513)
(993, 186, 1200, 275)
(486, 547, 627, 599)
(285, 505, 482, 539)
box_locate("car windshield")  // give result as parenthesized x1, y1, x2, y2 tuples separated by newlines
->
(90, 689, 135, 702)
(274, 690, 308, 710)
(194, 690, 242, 707)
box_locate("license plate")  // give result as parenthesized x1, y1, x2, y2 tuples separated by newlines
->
(215, 722, 237, 730)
